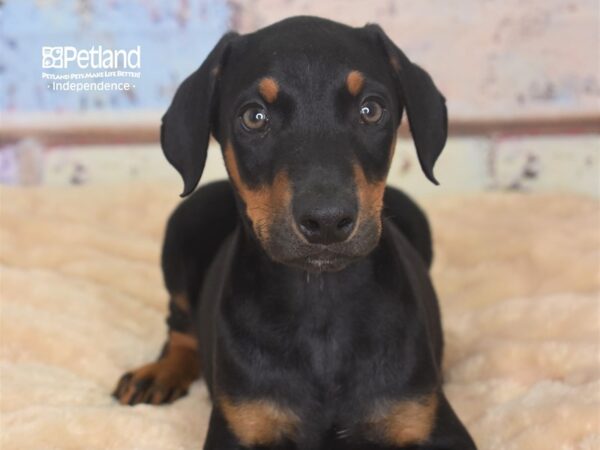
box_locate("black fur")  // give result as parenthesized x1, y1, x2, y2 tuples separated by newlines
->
(116, 16, 476, 450)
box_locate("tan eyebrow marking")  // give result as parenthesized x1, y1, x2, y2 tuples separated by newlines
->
(346, 70, 365, 96)
(258, 77, 279, 103)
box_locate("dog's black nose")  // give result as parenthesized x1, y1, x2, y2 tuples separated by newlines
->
(296, 206, 356, 244)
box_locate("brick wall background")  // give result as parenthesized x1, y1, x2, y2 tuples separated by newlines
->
(0, 0, 598, 195)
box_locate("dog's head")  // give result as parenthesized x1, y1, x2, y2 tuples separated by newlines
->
(161, 17, 447, 272)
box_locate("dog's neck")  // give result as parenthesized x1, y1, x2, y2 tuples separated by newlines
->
(232, 219, 381, 310)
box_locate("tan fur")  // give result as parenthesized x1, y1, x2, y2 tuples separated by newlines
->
(220, 397, 299, 446)
(224, 144, 291, 243)
(258, 77, 279, 103)
(367, 394, 438, 446)
(389, 56, 402, 73)
(172, 292, 191, 313)
(353, 163, 386, 235)
(169, 330, 197, 351)
(346, 70, 365, 96)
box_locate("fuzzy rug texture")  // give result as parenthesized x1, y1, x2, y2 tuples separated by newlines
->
(1, 183, 598, 450)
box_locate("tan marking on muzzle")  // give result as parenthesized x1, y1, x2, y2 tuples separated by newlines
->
(353, 163, 386, 234)
(367, 393, 438, 446)
(220, 396, 299, 446)
(346, 70, 365, 96)
(224, 144, 291, 243)
(258, 77, 279, 103)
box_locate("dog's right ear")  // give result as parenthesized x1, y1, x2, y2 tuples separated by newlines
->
(364, 24, 447, 185)
(161, 32, 239, 197)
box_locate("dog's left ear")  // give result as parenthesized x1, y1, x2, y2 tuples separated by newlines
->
(161, 32, 239, 197)
(365, 25, 447, 185)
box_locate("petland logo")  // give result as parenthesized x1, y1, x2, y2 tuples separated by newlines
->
(42, 46, 141, 69)
(41, 45, 142, 92)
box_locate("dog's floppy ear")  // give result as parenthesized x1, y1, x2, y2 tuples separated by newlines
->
(161, 32, 238, 197)
(366, 25, 447, 185)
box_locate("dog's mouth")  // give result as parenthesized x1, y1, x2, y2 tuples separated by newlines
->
(288, 251, 359, 273)
(259, 215, 382, 273)
(278, 239, 377, 272)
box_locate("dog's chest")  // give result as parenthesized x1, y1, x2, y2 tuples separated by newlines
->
(295, 293, 348, 393)
(278, 277, 417, 438)
(217, 256, 435, 446)
(286, 274, 394, 400)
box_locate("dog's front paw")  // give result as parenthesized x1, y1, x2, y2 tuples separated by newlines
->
(112, 351, 200, 406)
(112, 362, 189, 406)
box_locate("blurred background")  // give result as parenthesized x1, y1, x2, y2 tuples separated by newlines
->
(1, 0, 598, 196)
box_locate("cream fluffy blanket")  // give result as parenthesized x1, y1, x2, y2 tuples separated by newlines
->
(1, 184, 598, 449)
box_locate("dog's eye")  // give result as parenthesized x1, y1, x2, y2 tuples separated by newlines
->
(359, 100, 384, 124)
(240, 105, 269, 131)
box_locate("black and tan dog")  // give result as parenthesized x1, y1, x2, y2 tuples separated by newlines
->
(113, 16, 476, 450)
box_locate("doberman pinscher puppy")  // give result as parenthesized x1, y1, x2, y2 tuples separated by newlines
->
(113, 16, 477, 450)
